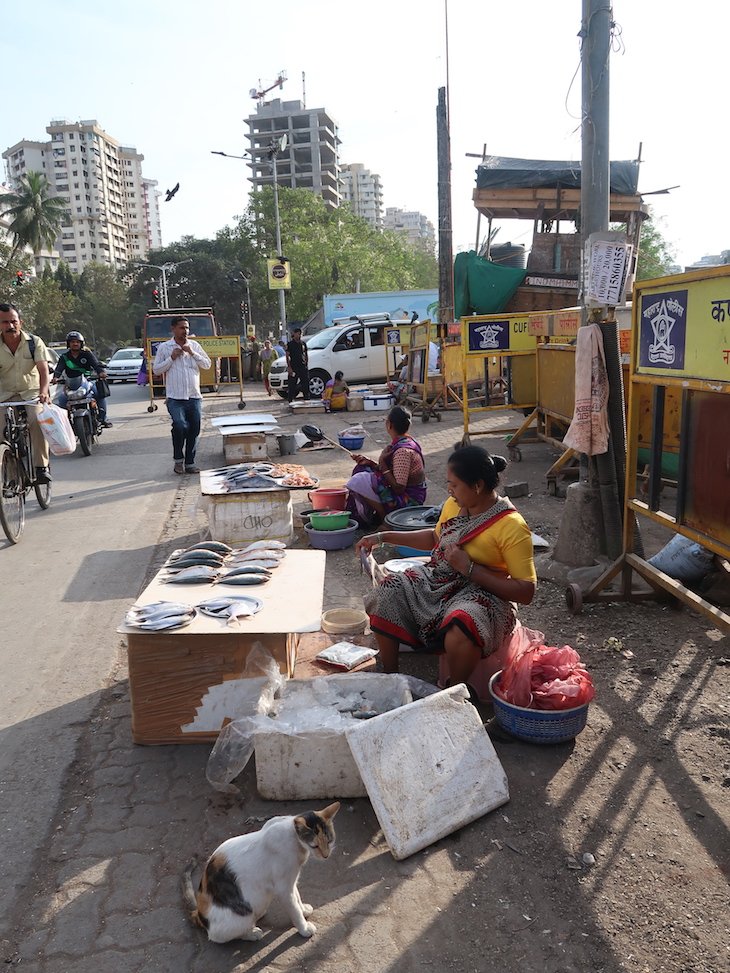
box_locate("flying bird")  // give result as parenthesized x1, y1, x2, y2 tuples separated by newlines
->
(165, 183, 180, 202)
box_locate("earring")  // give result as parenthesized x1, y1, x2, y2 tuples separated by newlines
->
(476, 486, 481, 495)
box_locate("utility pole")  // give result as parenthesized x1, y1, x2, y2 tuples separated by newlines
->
(270, 147, 287, 333)
(554, 0, 623, 567)
(436, 87, 454, 335)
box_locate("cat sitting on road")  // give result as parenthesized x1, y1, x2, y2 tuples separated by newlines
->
(182, 802, 340, 943)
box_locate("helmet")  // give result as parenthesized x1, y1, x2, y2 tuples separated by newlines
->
(66, 330, 85, 347)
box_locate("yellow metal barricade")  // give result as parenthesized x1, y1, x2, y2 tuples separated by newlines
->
(459, 313, 537, 443)
(567, 266, 730, 630)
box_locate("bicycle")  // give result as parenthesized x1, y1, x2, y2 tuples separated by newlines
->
(0, 400, 52, 544)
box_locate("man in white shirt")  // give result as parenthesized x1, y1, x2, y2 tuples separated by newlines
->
(152, 316, 211, 475)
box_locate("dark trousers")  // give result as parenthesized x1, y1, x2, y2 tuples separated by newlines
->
(287, 365, 310, 402)
(166, 397, 202, 465)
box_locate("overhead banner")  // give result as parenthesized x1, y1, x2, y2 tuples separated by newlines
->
(267, 259, 291, 290)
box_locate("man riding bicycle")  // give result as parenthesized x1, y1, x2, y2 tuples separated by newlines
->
(0, 302, 52, 484)
(52, 330, 112, 427)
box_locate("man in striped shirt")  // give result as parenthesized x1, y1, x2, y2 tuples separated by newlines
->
(152, 316, 211, 475)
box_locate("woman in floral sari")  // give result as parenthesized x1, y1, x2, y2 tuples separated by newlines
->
(356, 446, 536, 696)
(346, 405, 426, 526)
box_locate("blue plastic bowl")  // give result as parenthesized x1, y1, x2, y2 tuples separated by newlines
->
(339, 435, 365, 450)
(488, 671, 590, 744)
(396, 545, 427, 558)
(304, 520, 359, 551)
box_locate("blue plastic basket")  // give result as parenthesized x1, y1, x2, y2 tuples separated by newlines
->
(488, 671, 589, 744)
(339, 435, 365, 450)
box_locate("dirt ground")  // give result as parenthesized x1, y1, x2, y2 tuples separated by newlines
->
(292, 404, 729, 973)
(6, 398, 727, 973)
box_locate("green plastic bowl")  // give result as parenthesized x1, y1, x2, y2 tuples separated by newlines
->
(308, 510, 352, 531)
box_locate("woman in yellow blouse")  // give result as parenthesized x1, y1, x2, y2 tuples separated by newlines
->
(356, 445, 536, 696)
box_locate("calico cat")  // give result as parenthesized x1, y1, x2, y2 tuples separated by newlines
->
(182, 802, 340, 943)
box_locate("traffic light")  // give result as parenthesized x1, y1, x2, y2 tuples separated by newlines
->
(240, 301, 249, 321)
(14, 271, 24, 287)
(151, 287, 160, 307)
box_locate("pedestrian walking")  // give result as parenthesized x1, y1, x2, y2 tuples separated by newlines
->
(259, 339, 275, 396)
(152, 316, 211, 475)
(249, 335, 261, 382)
(286, 327, 309, 402)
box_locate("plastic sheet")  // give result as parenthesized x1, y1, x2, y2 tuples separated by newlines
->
(497, 627, 595, 711)
(206, 663, 417, 794)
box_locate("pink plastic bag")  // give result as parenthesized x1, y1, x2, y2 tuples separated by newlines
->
(496, 631, 595, 711)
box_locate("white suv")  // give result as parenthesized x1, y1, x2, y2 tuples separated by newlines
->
(269, 323, 396, 398)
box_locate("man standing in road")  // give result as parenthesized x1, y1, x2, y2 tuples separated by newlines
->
(152, 316, 211, 475)
(286, 327, 309, 402)
(0, 302, 53, 483)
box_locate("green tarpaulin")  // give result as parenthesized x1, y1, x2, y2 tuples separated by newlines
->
(454, 251, 526, 318)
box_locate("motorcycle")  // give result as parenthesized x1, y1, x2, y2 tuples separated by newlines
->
(58, 374, 104, 456)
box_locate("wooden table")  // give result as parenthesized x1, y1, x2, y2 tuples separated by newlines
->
(120, 550, 326, 745)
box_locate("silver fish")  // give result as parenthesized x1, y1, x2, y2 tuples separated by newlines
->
(228, 559, 279, 571)
(184, 541, 232, 554)
(215, 573, 270, 586)
(239, 540, 286, 552)
(164, 566, 219, 583)
(229, 549, 285, 563)
(222, 565, 273, 578)
(166, 553, 225, 569)
(129, 616, 195, 631)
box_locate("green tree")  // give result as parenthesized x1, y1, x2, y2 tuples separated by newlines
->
(8, 276, 77, 342)
(635, 214, 676, 280)
(75, 264, 135, 352)
(54, 261, 77, 294)
(1, 171, 67, 262)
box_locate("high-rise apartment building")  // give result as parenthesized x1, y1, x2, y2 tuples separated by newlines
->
(340, 163, 384, 230)
(2, 119, 161, 273)
(384, 206, 436, 252)
(244, 99, 340, 209)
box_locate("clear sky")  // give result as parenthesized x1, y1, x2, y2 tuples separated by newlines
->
(2, 1, 727, 270)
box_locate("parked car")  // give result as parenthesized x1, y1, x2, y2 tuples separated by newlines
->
(105, 347, 144, 383)
(268, 323, 393, 399)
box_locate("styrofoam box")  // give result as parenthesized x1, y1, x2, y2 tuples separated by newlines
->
(346, 685, 509, 859)
(201, 489, 293, 545)
(254, 674, 412, 800)
(363, 393, 395, 411)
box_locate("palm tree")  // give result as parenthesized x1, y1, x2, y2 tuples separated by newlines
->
(1, 171, 67, 263)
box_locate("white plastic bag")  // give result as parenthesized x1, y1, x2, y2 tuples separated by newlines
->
(37, 403, 76, 455)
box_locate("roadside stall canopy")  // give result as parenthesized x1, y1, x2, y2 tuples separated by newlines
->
(476, 156, 640, 195)
(454, 251, 526, 319)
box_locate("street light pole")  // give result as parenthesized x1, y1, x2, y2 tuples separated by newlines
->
(270, 150, 287, 333)
(134, 260, 191, 309)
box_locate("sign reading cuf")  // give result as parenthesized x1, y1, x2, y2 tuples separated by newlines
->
(267, 259, 291, 290)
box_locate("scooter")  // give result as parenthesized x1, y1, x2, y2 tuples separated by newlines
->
(60, 375, 104, 456)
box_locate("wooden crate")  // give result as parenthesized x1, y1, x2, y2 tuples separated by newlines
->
(223, 431, 267, 463)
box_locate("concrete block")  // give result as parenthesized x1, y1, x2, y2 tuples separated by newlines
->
(346, 685, 509, 860)
(505, 480, 529, 498)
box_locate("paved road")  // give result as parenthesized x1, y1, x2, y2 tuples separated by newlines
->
(0, 383, 181, 937)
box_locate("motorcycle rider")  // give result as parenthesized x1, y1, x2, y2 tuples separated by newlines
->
(52, 331, 112, 427)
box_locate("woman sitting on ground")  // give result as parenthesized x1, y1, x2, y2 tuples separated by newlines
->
(323, 370, 349, 412)
(346, 405, 426, 526)
(355, 445, 536, 697)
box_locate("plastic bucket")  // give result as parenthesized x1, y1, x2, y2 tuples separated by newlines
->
(308, 487, 348, 511)
(278, 434, 299, 456)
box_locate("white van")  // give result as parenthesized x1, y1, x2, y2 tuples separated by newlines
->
(268, 322, 397, 398)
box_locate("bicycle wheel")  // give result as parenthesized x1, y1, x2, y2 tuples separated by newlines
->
(74, 414, 91, 456)
(0, 443, 25, 543)
(34, 477, 52, 509)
